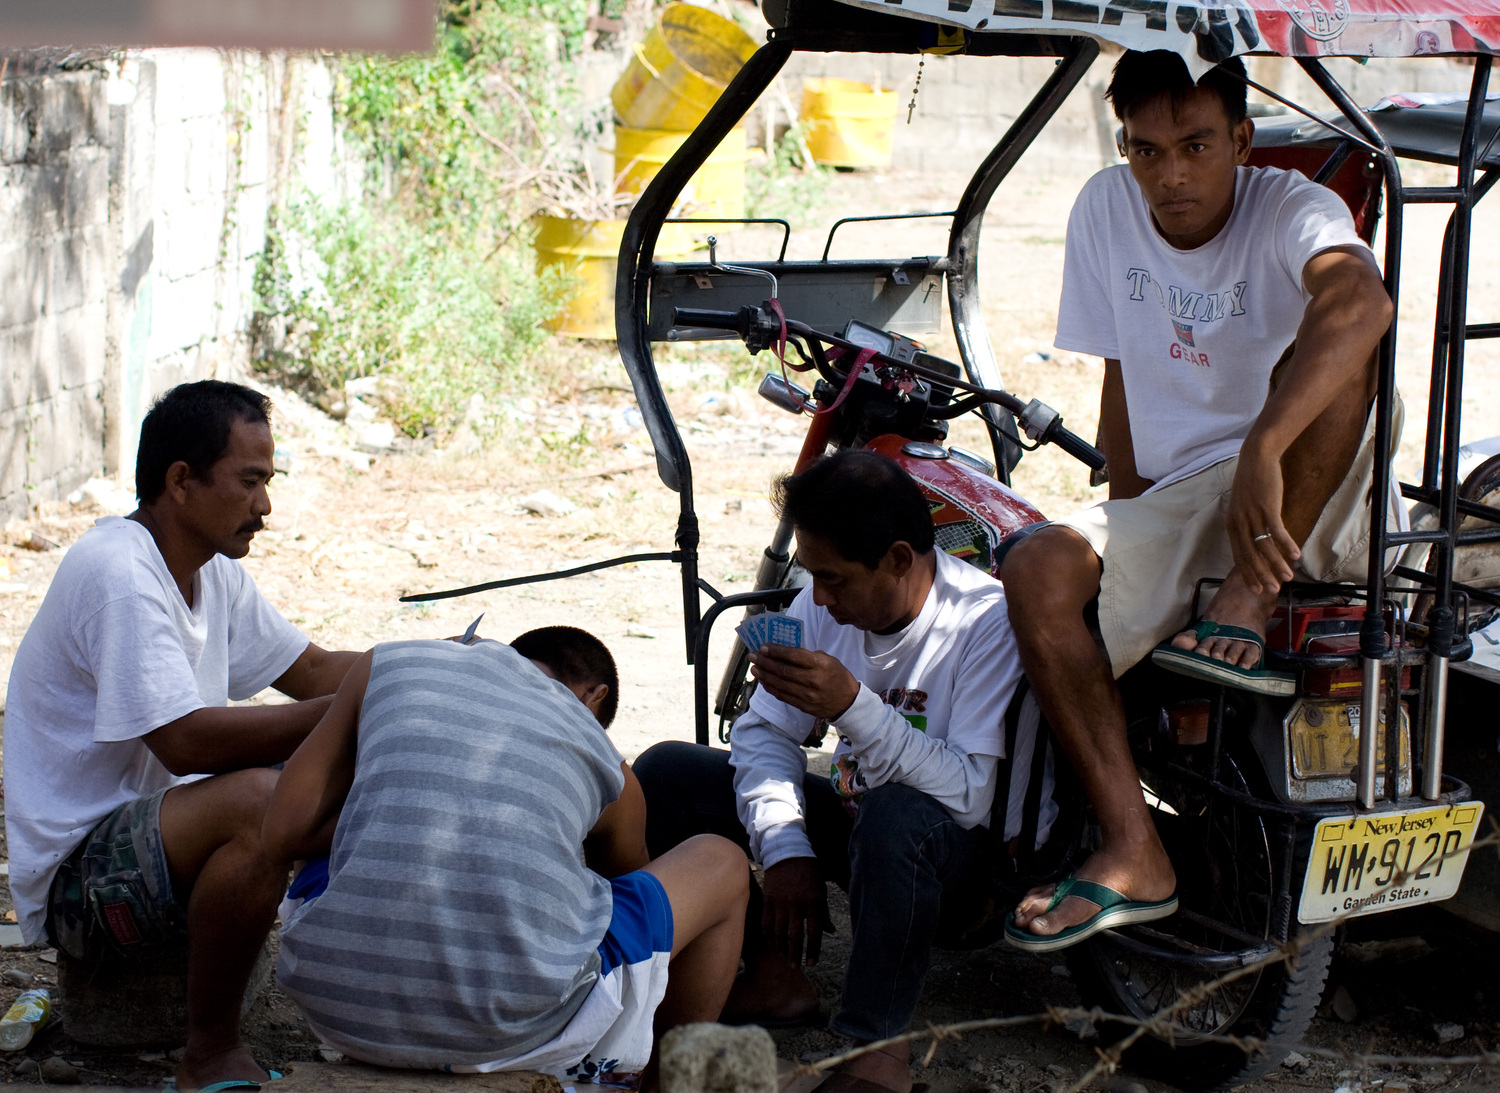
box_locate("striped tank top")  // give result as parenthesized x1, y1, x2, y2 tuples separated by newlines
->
(277, 639, 625, 1067)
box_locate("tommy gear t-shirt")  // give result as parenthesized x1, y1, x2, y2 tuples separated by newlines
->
(4, 515, 308, 942)
(1055, 164, 1371, 490)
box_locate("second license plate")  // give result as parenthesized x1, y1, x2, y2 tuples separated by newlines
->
(1298, 803, 1486, 924)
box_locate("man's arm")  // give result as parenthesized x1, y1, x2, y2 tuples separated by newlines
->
(827, 686, 1000, 827)
(584, 762, 650, 878)
(273, 643, 363, 701)
(730, 709, 829, 965)
(261, 649, 373, 863)
(143, 697, 335, 777)
(1099, 358, 1154, 501)
(752, 636, 1012, 827)
(1231, 246, 1392, 591)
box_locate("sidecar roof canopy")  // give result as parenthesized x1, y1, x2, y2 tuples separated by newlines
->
(821, 0, 1500, 78)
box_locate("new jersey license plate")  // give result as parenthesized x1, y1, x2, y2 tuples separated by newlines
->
(1298, 803, 1486, 924)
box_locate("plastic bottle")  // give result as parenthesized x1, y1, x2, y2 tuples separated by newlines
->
(0, 988, 50, 1051)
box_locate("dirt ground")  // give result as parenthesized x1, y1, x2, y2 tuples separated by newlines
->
(0, 162, 1499, 1092)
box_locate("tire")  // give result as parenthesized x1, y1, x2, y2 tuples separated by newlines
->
(1067, 750, 1334, 1090)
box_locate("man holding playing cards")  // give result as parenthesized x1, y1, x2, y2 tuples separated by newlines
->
(635, 450, 1023, 1093)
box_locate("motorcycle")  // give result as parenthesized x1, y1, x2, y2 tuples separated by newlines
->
(601, 4, 1500, 1089)
(410, 4, 1500, 1087)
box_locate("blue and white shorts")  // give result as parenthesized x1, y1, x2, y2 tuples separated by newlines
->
(453, 869, 674, 1080)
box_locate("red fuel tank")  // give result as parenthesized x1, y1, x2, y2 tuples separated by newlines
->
(866, 434, 1047, 578)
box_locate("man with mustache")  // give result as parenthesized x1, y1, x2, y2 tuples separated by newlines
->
(5, 380, 359, 1092)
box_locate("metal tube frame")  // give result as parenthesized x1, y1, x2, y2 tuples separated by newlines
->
(613, 31, 1498, 814)
(1296, 56, 1496, 807)
(615, 30, 1094, 672)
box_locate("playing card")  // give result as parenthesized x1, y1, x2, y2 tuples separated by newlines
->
(735, 616, 763, 651)
(765, 613, 803, 649)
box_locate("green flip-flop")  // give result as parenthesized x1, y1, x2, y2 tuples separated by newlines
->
(165, 1071, 282, 1093)
(1003, 877, 1178, 954)
(1151, 620, 1296, 696)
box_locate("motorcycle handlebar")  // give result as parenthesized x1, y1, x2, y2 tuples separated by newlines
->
(670, 303, 1107, 472)
(1050, 424, 1106, 471)
(671, 306, 747, 333)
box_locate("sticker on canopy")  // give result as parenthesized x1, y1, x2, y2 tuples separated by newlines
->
(826, 0, 1500, 72)
(1274, 0, 1348, 41)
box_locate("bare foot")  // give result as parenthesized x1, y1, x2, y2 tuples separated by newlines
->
(1012, 838, 1176, 938)
(834, 1042, 912, 1093)
(1168, 566, 1280, 668)
(173, 1045, 271, 1093)
(720, 952, 820, 1026)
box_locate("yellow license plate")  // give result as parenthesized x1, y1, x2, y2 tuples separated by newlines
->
(1288, 700, 1408, 780)
(1299, 803, 1485, 923)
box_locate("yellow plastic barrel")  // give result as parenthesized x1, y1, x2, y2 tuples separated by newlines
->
(534, 216, 696, 340)
(613, 125, 748, 222)
(801, 78, 900, 168)
(611, 4, 758, 131)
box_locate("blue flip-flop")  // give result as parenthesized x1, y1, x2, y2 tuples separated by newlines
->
(165, 1071, 283, 1093)
(1003, 877, 1178, 954)
(1151, 620, 1296, 696)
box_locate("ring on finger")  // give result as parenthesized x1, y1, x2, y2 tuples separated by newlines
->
(1252, 532, 1272, 543)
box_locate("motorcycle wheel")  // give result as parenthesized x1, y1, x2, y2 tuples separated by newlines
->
(1066, 751, 1334, 1091)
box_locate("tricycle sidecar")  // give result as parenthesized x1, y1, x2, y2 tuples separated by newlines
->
(611, 3, 1500, 1086)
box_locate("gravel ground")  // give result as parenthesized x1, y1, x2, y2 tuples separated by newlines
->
(0, 163, 1497, 1092)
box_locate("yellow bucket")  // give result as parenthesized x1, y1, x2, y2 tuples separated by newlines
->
(611, 4, 759, 132)
(614, 125, 748, 222)
(801, 78, 899, 168)
(535, 216, 696, 340)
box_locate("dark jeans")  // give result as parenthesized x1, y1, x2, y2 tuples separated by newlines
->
(634, 740, 993, 1041)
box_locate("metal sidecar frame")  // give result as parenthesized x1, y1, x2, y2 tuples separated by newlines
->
(612, 0, 1500, 814)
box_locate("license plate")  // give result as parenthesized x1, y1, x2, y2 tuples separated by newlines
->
(1287, 700, 1408, 780)
(1298, 803, 1486, 923)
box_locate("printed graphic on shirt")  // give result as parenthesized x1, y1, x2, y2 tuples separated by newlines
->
(829, 692, 931, 802)
(1124, 267, 1249, 372)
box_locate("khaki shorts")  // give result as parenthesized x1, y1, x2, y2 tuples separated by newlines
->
(1053, 393, 1404, 676)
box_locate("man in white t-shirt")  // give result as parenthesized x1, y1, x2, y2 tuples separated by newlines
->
(4, 381, 360, 1091)
(1001, 51, 1395, 950)
(636, 451, 1026, 1093)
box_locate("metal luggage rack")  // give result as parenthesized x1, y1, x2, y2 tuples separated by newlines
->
(1206, 58, 1500, 810)
(651, 211, 959, 344)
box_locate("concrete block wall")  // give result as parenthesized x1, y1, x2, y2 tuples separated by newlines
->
(0, 50, 350, 521)
(0, 71, 111, 519)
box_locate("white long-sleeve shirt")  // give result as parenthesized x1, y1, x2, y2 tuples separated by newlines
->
(729, 550, 1024, 869)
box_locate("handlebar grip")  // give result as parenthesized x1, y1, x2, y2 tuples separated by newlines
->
(672, 307, 744, 331)
(1049, 424, 1106, 472)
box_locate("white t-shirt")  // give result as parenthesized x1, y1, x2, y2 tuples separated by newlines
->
(1055, 164, 1371, 490)
(4, 516, 308, 942)
(732, 550, 1023, 867)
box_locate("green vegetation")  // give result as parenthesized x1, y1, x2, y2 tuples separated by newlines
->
(250, 0, 834, 436)
(253, 0, 594, 435)
(254, 202, 567, 437)
(745, 124, 834, 225)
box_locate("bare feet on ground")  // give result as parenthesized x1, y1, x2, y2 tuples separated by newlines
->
(1011, 837, 1177, 939)
(1167, 566, 1282, 667)
(173, 1044, 272, 1092)
(720, 951, 821, 1025)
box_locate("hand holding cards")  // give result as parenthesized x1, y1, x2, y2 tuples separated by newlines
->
(735, 611, 804, 652)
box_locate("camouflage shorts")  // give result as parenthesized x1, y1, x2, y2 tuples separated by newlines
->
(45, 789, 188, 963)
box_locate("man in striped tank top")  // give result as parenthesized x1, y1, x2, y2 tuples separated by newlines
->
(263, 627, 748, 1088)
